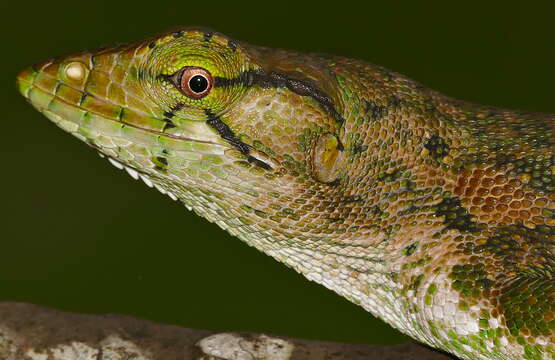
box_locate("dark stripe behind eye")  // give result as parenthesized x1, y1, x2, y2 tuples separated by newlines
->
(214, 69, 344, 124)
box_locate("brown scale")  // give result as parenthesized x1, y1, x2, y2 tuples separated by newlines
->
(454, 164, 550, 228)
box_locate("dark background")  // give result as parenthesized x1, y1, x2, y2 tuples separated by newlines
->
(2, 1, 554, 346)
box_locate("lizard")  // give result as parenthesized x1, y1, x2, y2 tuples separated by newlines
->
(16, 27, 554, 360)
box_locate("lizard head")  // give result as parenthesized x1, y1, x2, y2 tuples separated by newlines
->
(16, 27, 356, 244)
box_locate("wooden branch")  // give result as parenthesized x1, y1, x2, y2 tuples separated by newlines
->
(0, 302, 454, 360)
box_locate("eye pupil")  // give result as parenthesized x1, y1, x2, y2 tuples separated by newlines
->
(189, 75, 209, 94)
(176, 67, 213, 99)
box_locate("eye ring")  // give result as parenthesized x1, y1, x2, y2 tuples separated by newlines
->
(177, 67, 213, 99)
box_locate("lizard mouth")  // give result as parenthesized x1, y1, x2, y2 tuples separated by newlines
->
(16, 58, 229, 150)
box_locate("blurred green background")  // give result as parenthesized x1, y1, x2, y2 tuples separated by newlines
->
(2, 0, 554, 346)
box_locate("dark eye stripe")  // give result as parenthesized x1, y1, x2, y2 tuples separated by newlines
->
(213, 69, 344, 124)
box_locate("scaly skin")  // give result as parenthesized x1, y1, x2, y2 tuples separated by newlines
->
(16, 28, 554, 360)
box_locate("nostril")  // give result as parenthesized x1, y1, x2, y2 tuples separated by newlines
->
(64, 61, 87, 81)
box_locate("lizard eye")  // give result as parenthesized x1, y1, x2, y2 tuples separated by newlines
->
(177, 67, 213, 99)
